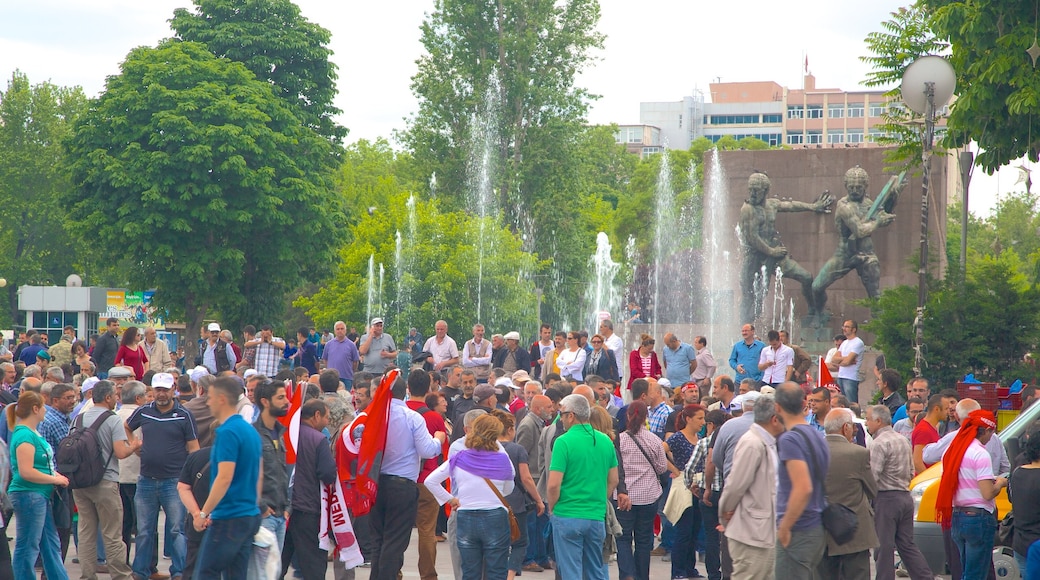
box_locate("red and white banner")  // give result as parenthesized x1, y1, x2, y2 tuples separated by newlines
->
(279, 379, 303, 464)
(319, 481, 364, 568)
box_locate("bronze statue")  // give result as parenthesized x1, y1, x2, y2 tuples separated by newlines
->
(811, 166, 905, 313)
(739, 172, 833, 323)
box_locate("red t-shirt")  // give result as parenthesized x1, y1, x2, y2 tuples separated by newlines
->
(911, 420, 940, 466)
(406, 400, 447, 482)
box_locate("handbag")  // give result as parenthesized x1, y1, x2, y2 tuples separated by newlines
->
(483, 478, 521, 543)
(793, 428, 859, 545)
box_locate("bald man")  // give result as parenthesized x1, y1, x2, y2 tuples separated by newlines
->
(516, 394, 553, 571)
(573, 385, 595, 405)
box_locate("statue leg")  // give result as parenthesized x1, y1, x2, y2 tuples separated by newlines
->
(780, 257, 817, 314)
(811, 256, 854, 315)
(856, 254, 883, 298)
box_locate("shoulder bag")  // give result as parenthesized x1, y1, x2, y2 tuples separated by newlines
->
(484, 478, 521, 542)
(792, 428, 858, 545)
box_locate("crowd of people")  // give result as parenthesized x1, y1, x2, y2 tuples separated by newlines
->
(1, 316, 1039, 580)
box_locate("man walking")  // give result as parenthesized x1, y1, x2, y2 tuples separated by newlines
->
(74, 379, 142, 580)
(193, 377, 263, 579)
(865, 405, 934, 580)
(404, 370, 447, 580)
(127, 372, 200, 580)
(281, 400, 337, 579)
(547, 394, 618, 580)
(253, 380, 289, 550)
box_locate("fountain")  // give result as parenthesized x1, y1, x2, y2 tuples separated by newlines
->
(651, 153, 675, 339)
(703, 149, 739, 353)
(467, 74, 502, 325)
(365, 254, 375, 326)
(378, 263, 385, 322)
(395, 231, 404, 327)
(587, 232, 621, 330)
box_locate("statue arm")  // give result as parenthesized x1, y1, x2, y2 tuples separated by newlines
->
(843, 206, 894, 240)
(776, 190, 833, 214)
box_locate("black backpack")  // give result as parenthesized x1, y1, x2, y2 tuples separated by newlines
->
(55, 410, 115, 489)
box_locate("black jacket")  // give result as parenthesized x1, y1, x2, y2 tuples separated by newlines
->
(93, 332, 119, 374)
(583, 349, 619, 382)
(253, 419, 289, 514)
(492, 347, 531, 374)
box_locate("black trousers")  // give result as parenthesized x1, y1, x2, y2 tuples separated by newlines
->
(120, 483, 137, 565)
(280, 510, 327, 580)
(369, 475, 419, 580)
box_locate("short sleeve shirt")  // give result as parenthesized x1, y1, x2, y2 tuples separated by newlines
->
(81, 406, 128, 482)
(837, 336, 865, 380)
(549, 424, 617, 521)
(502, 441, 530, 513)
(954, 440, 996, 511)
(210, 414, 261, 520)
(777, 424, 829, 531)
(8, 425, 54, 496)
(359, 333, 396, 374)
(911, 420, 941, 458)
(423, 336, 460, 365)
(127, 402, 198, 479)
(662, 343, 696, 386)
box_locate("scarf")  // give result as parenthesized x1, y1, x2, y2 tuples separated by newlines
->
(449, 448, 514, 481)
(935, 409, 998, 529)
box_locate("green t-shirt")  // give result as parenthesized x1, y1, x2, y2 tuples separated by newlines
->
(8, 425, 55, 496)
(549, 423, 617, 520)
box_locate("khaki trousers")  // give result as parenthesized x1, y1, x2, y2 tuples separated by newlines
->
(75, 479, 133, 580)
(415, 484, 440, 580)
(728, 536, 776, 580)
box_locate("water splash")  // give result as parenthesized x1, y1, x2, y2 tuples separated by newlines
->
(652, 153, 675, 338)
(704, 149, 739, 355)
(429, 172, 437, 198)
(395, 231, 404, 327)
(587, 232, 621, 329)
(772, 266, 785, 331)
(468, 73, 502, 325)
(365, 254, 375, 326)
(378, 263, 385, 321)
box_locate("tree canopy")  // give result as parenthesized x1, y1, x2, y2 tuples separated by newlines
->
(64, 40, 342, 355)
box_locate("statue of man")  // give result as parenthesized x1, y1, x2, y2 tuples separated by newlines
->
(739, 172, 833, 323)
(811, 166, 902, 313)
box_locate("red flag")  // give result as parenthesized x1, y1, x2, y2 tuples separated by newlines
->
(336, 369, 399, 516)
(819, 356, 838, 392)
(279, 379, 303, 464)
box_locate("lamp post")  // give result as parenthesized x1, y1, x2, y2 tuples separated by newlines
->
(901, 55, 957, 378)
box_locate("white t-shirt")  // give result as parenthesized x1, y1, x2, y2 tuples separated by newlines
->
(824, 347, 839, 365)
(837, 336, 865, 380)
(424, 335, 460, 365)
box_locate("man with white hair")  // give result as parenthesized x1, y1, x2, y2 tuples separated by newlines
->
(546, 394, 618, 580)
(493, 331, 532, 376)
(818, 408, 878, 579)
(864, 404, 933, 580)
(423, 320, 460, 372)
(461, 323, 493, 382)
(922, 398, 1010, 473)
(143, 327, 174, 373)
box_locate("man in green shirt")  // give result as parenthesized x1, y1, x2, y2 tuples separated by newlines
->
(547, 394, 618, 580)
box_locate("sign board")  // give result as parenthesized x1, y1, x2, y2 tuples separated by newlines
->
(101, 290, 165, 330)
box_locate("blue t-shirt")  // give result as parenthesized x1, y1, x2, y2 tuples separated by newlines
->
(210, 414, 262, 520)
(777, 424, 829, 531)
(662, 342, 697, 386)
(729, 339, 765, 382)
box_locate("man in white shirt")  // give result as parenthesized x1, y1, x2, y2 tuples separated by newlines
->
(757, 330, 794, 386)
(690, 336, 717, 399)
(461, 324, 493, 382)
(832, 320, 865, 405)
(423, 320, 460, 371)
(599, 319, 624, 386)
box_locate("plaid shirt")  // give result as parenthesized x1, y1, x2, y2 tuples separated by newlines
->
(39, 405, 71, 451)
(684, 431, 721, 492)
(647, 402, 671, 439)
(618, 429, 667, 505)
(253, 338, 283, 377)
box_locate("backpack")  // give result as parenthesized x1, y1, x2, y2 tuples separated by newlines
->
(55, 410, 115, 489)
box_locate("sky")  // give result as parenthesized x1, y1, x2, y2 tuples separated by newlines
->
(0, 0, 1026, 216)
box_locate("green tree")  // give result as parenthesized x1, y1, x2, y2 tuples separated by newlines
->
(0, 71, 89, 326)
(170, 0, 346, 145)
(296, 192, 544, 339)
(64, 40, 342, 359)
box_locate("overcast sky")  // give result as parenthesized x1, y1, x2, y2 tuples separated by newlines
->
(0, 0, 1024, 215)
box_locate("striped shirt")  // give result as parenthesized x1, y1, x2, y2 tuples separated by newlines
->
(618, 429, 667, 505)
(954, 440, 996, 512)
(868, 426, 913, 491)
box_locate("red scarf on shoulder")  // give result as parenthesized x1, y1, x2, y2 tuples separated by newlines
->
(935, 409, 998, 529)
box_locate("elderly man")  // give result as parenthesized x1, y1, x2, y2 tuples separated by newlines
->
(547, 394, 618, 580)
(690, 336, 717, 399)
(818, 409, 878, 580)
(662, 333, 697, 388)
(201, 323, 237, 375)
(718, 394, 783, 580)
(461, 324, 493, 382)
(517, 393, 553, 572)
(117, 380, 149, 564)
(423, 320, 460, 372)
(142, 328, 174, 373)
(359, 318, 396, 375)
(493, 331, 532, 376)
(865, 405, 934, 580)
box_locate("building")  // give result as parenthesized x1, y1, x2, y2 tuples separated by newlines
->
(614, 124, 664, 158)
(638, 74, 947, 151)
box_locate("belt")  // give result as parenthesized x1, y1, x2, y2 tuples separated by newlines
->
(380, 474, 416, 485)
(953, 506, 993, 515)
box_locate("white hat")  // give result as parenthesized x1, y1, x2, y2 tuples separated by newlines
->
(190, 366, 210, 383)
(494, 377, 513, 388)
(503, 331, 521, 341)
(243, 369, 258, 379)
(81, 376, 100, 394)
(657, 378, 672, 389)
(371, 318, 384, 325)
(152, 373, 175, 389)
(108, 366, 134, 379)
(207, 323, 221, 332)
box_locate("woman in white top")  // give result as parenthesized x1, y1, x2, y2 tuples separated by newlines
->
(555, 332, 587, 382)
(425, 414, 515, 580)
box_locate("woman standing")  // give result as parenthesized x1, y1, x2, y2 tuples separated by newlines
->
(584, 334, 619, 382)
(114, 326, 148, 380)
(491, 411, 545, 580)
(1010, 429, 1040, 572)
(627, 334, 661, 390)
(615, 401, 667, 580)
(664, 404, 706, 580)
(8, 391, 69, 580)
(425, 414, 515, 580)
(555, 332, 587, 383)
(687, 409, 730, 580)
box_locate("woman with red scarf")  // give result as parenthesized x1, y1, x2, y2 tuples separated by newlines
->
(935, 409, 1009, 580)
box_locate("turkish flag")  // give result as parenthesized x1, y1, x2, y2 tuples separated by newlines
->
(279, 378, 303, 464)
(819, 357, 838, 392)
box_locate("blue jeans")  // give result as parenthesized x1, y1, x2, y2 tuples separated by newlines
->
(951, 508, 996, 580)
(260, 513, 286, 552)
(134, 476, 186, 578)
(457, 508, 511, 580)
(837, 378, 860, 405)
(195, 515, 261, 580)
(616, 502, 656, 580)
(551, 515, 608, 580)
(672, 502, 702, 579)
(524, 505, 549, 565)
(11, 491, 69, 580)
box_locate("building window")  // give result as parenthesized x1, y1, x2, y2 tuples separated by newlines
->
(642, 146, 662, 157)
(806, 131, 823, 144)
(787, 106, 804, 119)
(828, 105, 844, 118)
(868, 128, 884, 142)
(806, 105, 824, 119)
(32, 311, 78, 345)
(848, 129, 864, 143)
(762, 114, 783, 124)
(708, 114, 760, 125)
(847, 103, 864, 118)
(869, 104, 886, 117)
(787, 132, 804, 145)
(827, 131, 844, 144)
